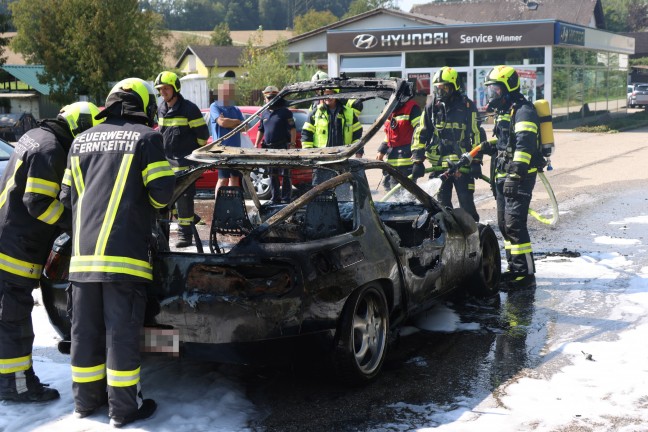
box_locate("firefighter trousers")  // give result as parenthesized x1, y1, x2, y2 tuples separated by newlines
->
(175, 183, 196, 239)
(70, 281, 148, 419)
(437, 174, 479, 222)
(495, 172, 537, 275)
(0, 279, 36, 386)
(383, 146, 413, 191)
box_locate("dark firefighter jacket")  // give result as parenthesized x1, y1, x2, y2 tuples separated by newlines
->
(488, 93, 541, 180)
(157, 93, 210, 171)
(412, 93, 480, 173)
(301, 103, 362, 149)
(60, 119, 175, 282)
(0, 121, 73, 285)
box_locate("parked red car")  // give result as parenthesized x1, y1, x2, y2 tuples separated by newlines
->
(196, 106, 312, 199)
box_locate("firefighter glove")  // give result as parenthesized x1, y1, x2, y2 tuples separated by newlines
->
(470, 162, 482, 179)
(411, 162, 425, 179)
(479, 140, 494, 154)
(503, 174, 520, 197)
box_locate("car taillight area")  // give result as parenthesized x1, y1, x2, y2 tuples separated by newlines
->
(186, 263, 295, 297)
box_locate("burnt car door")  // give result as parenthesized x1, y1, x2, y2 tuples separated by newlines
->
(366, 166, 450, 314)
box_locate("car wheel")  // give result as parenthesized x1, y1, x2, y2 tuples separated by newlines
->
(250, 168, 272, 200)
(469, 224, 501, 298)
(333, 283, 389, 385)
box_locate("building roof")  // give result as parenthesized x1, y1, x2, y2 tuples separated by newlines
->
(622, 32, 648, 57)
(285, 7, 449, 46)
(411, 0, 606, 29)
(175, 45, 245, 69)
(1, 65, 50, 95)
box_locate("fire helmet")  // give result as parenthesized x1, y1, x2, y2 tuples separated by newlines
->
(432, 67, 460, 101)
(58, 102, 104, 137)
(154, 71, 181, 93)
(311, 71, 329, 82)
(484, 66, 520, 111)
(96, 77, 158, 127)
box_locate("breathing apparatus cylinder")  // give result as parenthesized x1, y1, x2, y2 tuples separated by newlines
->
(534, 99, 554, 158)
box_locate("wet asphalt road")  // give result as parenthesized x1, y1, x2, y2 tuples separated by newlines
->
(175, 127, 648, 431)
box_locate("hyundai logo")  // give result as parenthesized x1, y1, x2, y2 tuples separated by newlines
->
(353, 34, 378, 50)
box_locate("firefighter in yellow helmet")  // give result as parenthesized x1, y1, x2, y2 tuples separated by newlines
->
(155, 71, 210, 248)
(0, 101, 102, 403)
(481, 65, 541, 290)
(412, 66, 481, 221)
(60, 78, 175, 427)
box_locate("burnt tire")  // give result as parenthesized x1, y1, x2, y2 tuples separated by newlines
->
(333, 283, 389, 385)
(469, 224, 501, 298)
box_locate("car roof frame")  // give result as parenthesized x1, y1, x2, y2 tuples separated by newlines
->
(188, 77, 413, 168)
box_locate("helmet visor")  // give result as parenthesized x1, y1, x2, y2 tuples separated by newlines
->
(486, 83, 506, 101)
(433, 83, 452, 100)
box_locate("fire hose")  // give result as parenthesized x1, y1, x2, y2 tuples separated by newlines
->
(380, 143, 559, 226)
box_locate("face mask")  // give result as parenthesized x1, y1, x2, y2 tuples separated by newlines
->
(434, 84, 452, 101)
(486, 83, 510, 112)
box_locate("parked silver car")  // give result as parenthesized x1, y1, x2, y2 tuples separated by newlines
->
(628, 83, 648, 108)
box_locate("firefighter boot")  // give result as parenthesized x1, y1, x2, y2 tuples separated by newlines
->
(110, 398, 157, 428)
(501, 272, 536, 291)
(175, 226, 193, 248)
(0, 367, 60, 403)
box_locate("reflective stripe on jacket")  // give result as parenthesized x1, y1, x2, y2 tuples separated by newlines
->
(0, 125, 72, 284)
(60, 119, 175, 282)
(412, 93, 479, 169)
(301, 104, 362, 148)
(157, 93, 210, 171)
(492, 95, 541, 179)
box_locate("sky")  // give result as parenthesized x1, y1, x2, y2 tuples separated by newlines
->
(2, 209, 648, 431)
(398, 0, 428, 13)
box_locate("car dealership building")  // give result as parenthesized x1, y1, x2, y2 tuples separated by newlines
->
(286, 9, 635, 124)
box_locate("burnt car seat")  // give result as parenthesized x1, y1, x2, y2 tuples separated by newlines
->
(210, 186, 254, 253)
(303, 191, 344, 240)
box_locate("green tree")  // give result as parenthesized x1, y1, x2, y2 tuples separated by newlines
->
(10, 0, 166, 104)
(234, 30, 296, 105)
(259, 0, 291, 30)
(293, 9, 338, 35)
(343, 0, 398, 19)
(226, 0, 260, 31)
(211, 22, 233, 46)
(602, 0, 648, 32)
(0, 1, 10, 67)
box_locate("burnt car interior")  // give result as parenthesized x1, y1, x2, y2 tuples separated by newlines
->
(40, 77, 501, 385)
(169, 77, 445, 254)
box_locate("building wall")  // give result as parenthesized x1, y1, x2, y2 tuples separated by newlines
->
(10, 97, 40, 118)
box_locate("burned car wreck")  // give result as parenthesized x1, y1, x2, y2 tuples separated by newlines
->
(41, 77, 501, 383)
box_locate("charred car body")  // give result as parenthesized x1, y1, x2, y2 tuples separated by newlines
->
(41, 78, 501, 383)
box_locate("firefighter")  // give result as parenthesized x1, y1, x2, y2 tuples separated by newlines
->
(301, 87, 363, 188)
(60, 78, 175, 427)
(412, 66, 481, 221)
(376, 89, 421, 190)
(310, 71, 364, 118)
(155, 71, 210, 248)
(0, 101, 101, 403)
(481, 65, 541, 289)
